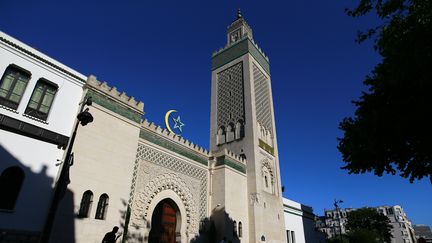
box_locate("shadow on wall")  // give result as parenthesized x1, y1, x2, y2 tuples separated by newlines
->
(49, 188, 75, 243)
(119, 199, 150, 243)
(118, 202, 241, 243)
(0, 144, 75, 243)
(301, 204, 325, 243)
(191, 207, 240, 243)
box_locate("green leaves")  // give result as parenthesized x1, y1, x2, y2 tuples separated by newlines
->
(346, 208, 393, 243)
(338, 0, 432, 183)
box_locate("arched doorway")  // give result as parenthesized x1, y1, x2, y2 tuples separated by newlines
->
(149, 199, 181, 243)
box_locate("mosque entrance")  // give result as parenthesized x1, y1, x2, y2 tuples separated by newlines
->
(149, 199, 180, 243)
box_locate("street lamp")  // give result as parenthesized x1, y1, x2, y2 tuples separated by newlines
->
(333, 199, 344, 242)
(41, 96, 93, 243)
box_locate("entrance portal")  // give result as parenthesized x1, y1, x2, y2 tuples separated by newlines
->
(149, 199, 180, 243)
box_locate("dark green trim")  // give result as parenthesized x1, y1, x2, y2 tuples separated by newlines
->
(258, 139, 274, 156)
(215, 156, 246, 174)
(212, 38, 270, 75)
(139, 129, 208, 166)
(87, 90, 141, 123)
(284, 205, 316, 220)
(284, 208, 303, 217)
(0, 113, 69, 149)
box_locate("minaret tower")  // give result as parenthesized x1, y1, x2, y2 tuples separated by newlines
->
(210, 9, 286, 242)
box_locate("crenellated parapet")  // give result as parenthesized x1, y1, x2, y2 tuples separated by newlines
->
(85, 75, 144, 123)
(212, 148, 247, 174)
(86, 75, 144, 112)
(212, 37, 269, 63)
(139, 119, 210, 166)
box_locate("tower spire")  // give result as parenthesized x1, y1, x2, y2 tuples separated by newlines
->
(237, 8, 242, 19)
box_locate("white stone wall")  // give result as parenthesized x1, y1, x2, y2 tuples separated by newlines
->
(0, 31, 85, 234)
(50, 101, 141, 243)
(211, 161, 249, 242)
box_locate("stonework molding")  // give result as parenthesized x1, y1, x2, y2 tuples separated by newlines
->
(249, 192, 261, 206)
(130, 143, 208, 234)
(261, 158, 275, 183)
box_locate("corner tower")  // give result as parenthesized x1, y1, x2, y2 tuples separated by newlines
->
(209, 10, 286, 242)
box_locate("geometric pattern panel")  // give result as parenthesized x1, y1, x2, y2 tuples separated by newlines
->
(130, 143, 208, 234)
(217, 62, 245, 129)
(253, 63, 273, 133)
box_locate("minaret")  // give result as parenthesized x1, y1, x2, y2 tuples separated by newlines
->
(209, 9, 286, 243)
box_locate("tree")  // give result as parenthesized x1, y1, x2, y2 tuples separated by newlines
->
(338, 0, 432, 183)
(345, 208, 393, 243)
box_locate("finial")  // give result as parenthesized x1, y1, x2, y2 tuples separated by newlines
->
(237, 8, 242, 19)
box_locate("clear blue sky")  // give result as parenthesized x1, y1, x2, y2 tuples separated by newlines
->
(1, 0, 430, 226)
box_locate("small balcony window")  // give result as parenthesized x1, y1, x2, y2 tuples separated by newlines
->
(0, 65, 31, 110)
(25, 79, 57, 121)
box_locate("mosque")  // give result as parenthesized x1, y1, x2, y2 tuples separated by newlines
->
(0, 10, 316, 243)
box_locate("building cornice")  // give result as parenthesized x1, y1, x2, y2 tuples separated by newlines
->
(0, 32, 86, 83)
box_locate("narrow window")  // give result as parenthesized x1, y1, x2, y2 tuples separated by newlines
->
(78, 190, 93, 218)
(238, 221, 242, 238)
(95, 193, 109, 220)
(0, 166, 25, 210)
(233, 220, 237, 236)
(265, 175, 269, 188)
(0, 65, 30, 109)
(25, 79, 57, 121)
(291, 231, 296, 243)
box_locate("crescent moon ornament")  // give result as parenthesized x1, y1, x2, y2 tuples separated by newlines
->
(164, 109, 177, 134)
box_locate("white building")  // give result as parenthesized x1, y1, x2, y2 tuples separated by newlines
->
(0, 31, 86, 241)
(316, 205, 416, 243)
(283, 198, 325, 243)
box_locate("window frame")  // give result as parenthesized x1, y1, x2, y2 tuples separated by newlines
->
(95, 193, 109, 220)
(24, 78, 58, 121)
(78, 190, 93, 218)
(0, 64, 31, 110)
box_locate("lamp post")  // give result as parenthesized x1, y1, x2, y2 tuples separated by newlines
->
(41, 96, 94, 243)
(333, 199, 344, 242)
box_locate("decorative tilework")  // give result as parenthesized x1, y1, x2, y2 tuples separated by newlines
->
(212, 38, 270, 75)
(253, 63, 273, 134)
(130, 144, 208, 234)
(216, 62, 245, 131)
(215, 156, 246, 174)
(139, 129, 208, 166)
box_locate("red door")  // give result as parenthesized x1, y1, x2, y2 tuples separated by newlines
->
(149, 202, 177, 243)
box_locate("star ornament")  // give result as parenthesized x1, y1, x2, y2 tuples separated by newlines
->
(172, 115, 185, 133)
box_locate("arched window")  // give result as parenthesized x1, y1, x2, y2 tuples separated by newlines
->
(238, 221, 243, 238)
(95, 193, 109, 220)
(233, 220, 237, 236)
(78, 190, 93, 218)
(0, 166, 25, 210)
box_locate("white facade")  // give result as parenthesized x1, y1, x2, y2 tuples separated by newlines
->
(283, 198, 323, 243)
(0, 31, 86, 241)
